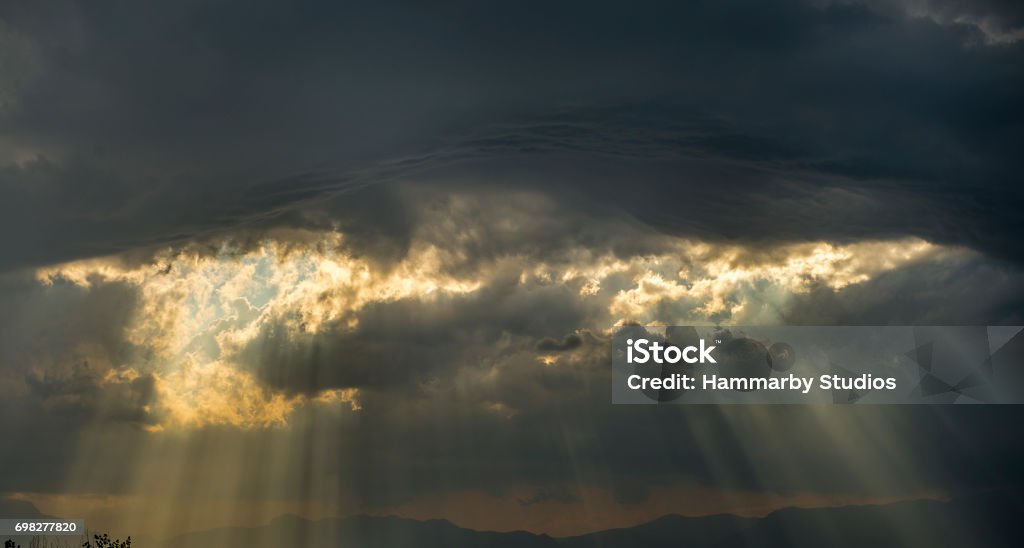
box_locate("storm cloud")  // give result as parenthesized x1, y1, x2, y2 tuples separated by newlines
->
(1, 0, 1022, 269)
(1, 0, 1023, 540)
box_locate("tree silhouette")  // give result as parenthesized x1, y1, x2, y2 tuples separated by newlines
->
(81, 534, 130, 548)
(5, 531, 130, 548)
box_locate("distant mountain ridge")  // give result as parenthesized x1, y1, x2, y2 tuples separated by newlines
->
(154, 490, 1020, 548)
(5, 491, 1016, 547)
(159, 514, 557, 548)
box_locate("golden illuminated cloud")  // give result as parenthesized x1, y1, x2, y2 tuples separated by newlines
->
(32, 224, 969, 431)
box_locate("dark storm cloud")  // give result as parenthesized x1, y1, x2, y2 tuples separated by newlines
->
(24, 364, 157, 426)
(0, 274, 138, 377)
(844, 0, 1024, 43)
(236, 265, 599, 395)
(1, 0, 1022, 272)
(784, 253, 1024, 324)
(536, 334, 583, 352)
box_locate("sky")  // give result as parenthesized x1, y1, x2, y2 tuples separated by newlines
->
(1, 0, 1023, 541)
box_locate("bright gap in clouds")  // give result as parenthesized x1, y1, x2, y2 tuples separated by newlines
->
(32, 227, 963, 431)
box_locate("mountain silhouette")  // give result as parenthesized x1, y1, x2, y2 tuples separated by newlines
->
(559, 513, 757, 547)
(158, 514, 558, 548)
(132, 489, 1024, 547)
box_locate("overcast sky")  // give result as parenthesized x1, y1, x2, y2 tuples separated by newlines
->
(1, 0, 1023, 540)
